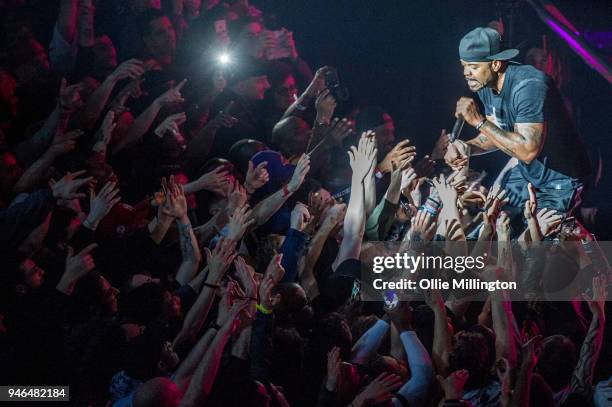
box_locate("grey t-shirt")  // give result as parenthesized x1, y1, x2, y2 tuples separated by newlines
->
(477, 64, 590, 185)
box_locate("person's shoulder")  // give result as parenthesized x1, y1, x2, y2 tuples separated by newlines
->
(508, 64, 548, 86)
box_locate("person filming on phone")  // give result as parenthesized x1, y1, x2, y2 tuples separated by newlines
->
(446, 27, 591, 220)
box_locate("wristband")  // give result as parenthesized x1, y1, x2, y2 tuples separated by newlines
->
(283, 184, 291, 198)
(374, 166, 384, 179)
(203, 282, 221, 289)
(475, 118, 487, 130)
(295, 102, 307, 112)
(256, 303, 273, 315)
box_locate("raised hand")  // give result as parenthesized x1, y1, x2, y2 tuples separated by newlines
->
(520, 335, 542, 370)
(226, 181, 248, 215)
(226, 205, 255, 242)
(535, 208, 563, 237)
(58, 78, 83, 114)
(290, 202, 311, 232)
(245, 160, 269, 193)
(85, 181, 121, 229)
(315, 89, 336, 125)
(209, 101, 238, 129)
(57, 243, 98, 295)
(48, 129, 83, 157)
(326, 117, 353, 145)
(93, 111, 116, 153)
(320, 203, 347, 231)
(264, 253, 285, 285)
(413, 155, 436, 178)
(437, 369, 470, 400)
(108, 59, 145, 82)
(407, 208, 437, 243)
(155, 79, 187, 106)
(385, 301, 413, 332)
(110, 78, 145, 113)
(523, 182, 537, 220)
(258, 274, 282, 311)
(495, 211, 511, 240)
(196, 166, 230, 196)
(399, 167, 417, 193)
(379, 140, 416, 174)
(304, 66, 330, 98)
(287, 154, 310, 193)
(352, 373, 403, 406)
(154, 112, 187, 138)
(204, 237, 237, 285)
(50, 170, 94, 200)
(583, 274, 607, 317)
(348, 131, 377, 181)
(444, 140, 469, 170)
(431, 129, 450, 160)
(234, 256, 257, 299)
(160, 176, 188, 219)
(432, 173, 458, 208)
(325, 346, 341, 391)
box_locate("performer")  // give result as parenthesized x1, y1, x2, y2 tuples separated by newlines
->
(447, 27, 591, 219)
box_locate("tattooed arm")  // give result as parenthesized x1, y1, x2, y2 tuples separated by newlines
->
(475, 121, 543, 163)
(176, 216, 202, 286)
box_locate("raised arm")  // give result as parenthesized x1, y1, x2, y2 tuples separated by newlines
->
(281, 66, 329, 120)
(113, 79, 187, 154)
(80, 60, 144, 128)
(250, 154, 310, 227)
(13, 130, 82, 193)
(386, 302, 435, 407)
(301, 204, 345, 298)
(173, 237, 236, 349)
(490, 267, 520, 367)
(423, 288, 452, 376)
(333, 133, 377, 269)
(569, 275, 607, 400)
(180, 299, 249, 407)
(351, 319, 390, 365)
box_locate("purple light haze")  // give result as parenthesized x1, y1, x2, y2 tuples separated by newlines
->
(546, 18, 612, 83)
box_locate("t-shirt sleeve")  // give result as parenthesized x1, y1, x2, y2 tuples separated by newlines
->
(477, 89, 492, 116)
(513, 77, 547, 123)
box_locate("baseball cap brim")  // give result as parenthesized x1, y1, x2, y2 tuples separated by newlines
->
(486, 48, 519, 61)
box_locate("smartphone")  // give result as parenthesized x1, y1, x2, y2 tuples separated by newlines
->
(383, 290, 399, 310)
(324, 67, 340, 88)
(324, 68, 349, 101)
(350, 279, 361, 301)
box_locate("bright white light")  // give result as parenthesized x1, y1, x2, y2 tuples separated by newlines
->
(218, 53, 231, 65)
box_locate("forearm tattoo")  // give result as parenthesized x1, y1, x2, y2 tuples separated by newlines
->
(480, 121, 517, 156)
(178, 221, 195, 259)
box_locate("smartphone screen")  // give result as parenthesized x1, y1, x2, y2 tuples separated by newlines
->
(383, 290, 399, 310)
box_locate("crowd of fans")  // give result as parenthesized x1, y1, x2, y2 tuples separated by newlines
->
(0, 1, 610, 406)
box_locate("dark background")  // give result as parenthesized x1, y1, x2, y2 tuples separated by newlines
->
(256, 0, 612, 211)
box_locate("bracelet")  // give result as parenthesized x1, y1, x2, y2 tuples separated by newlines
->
(475, 118, 487, 130)
(256, 303, 273, 315)
(283, 184, 291, 198)
(203, 282, 221, 289)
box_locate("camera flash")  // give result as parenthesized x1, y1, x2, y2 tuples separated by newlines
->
(218, 53, 231, 65)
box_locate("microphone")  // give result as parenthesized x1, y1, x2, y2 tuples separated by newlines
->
(450, 116, 465, 142)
